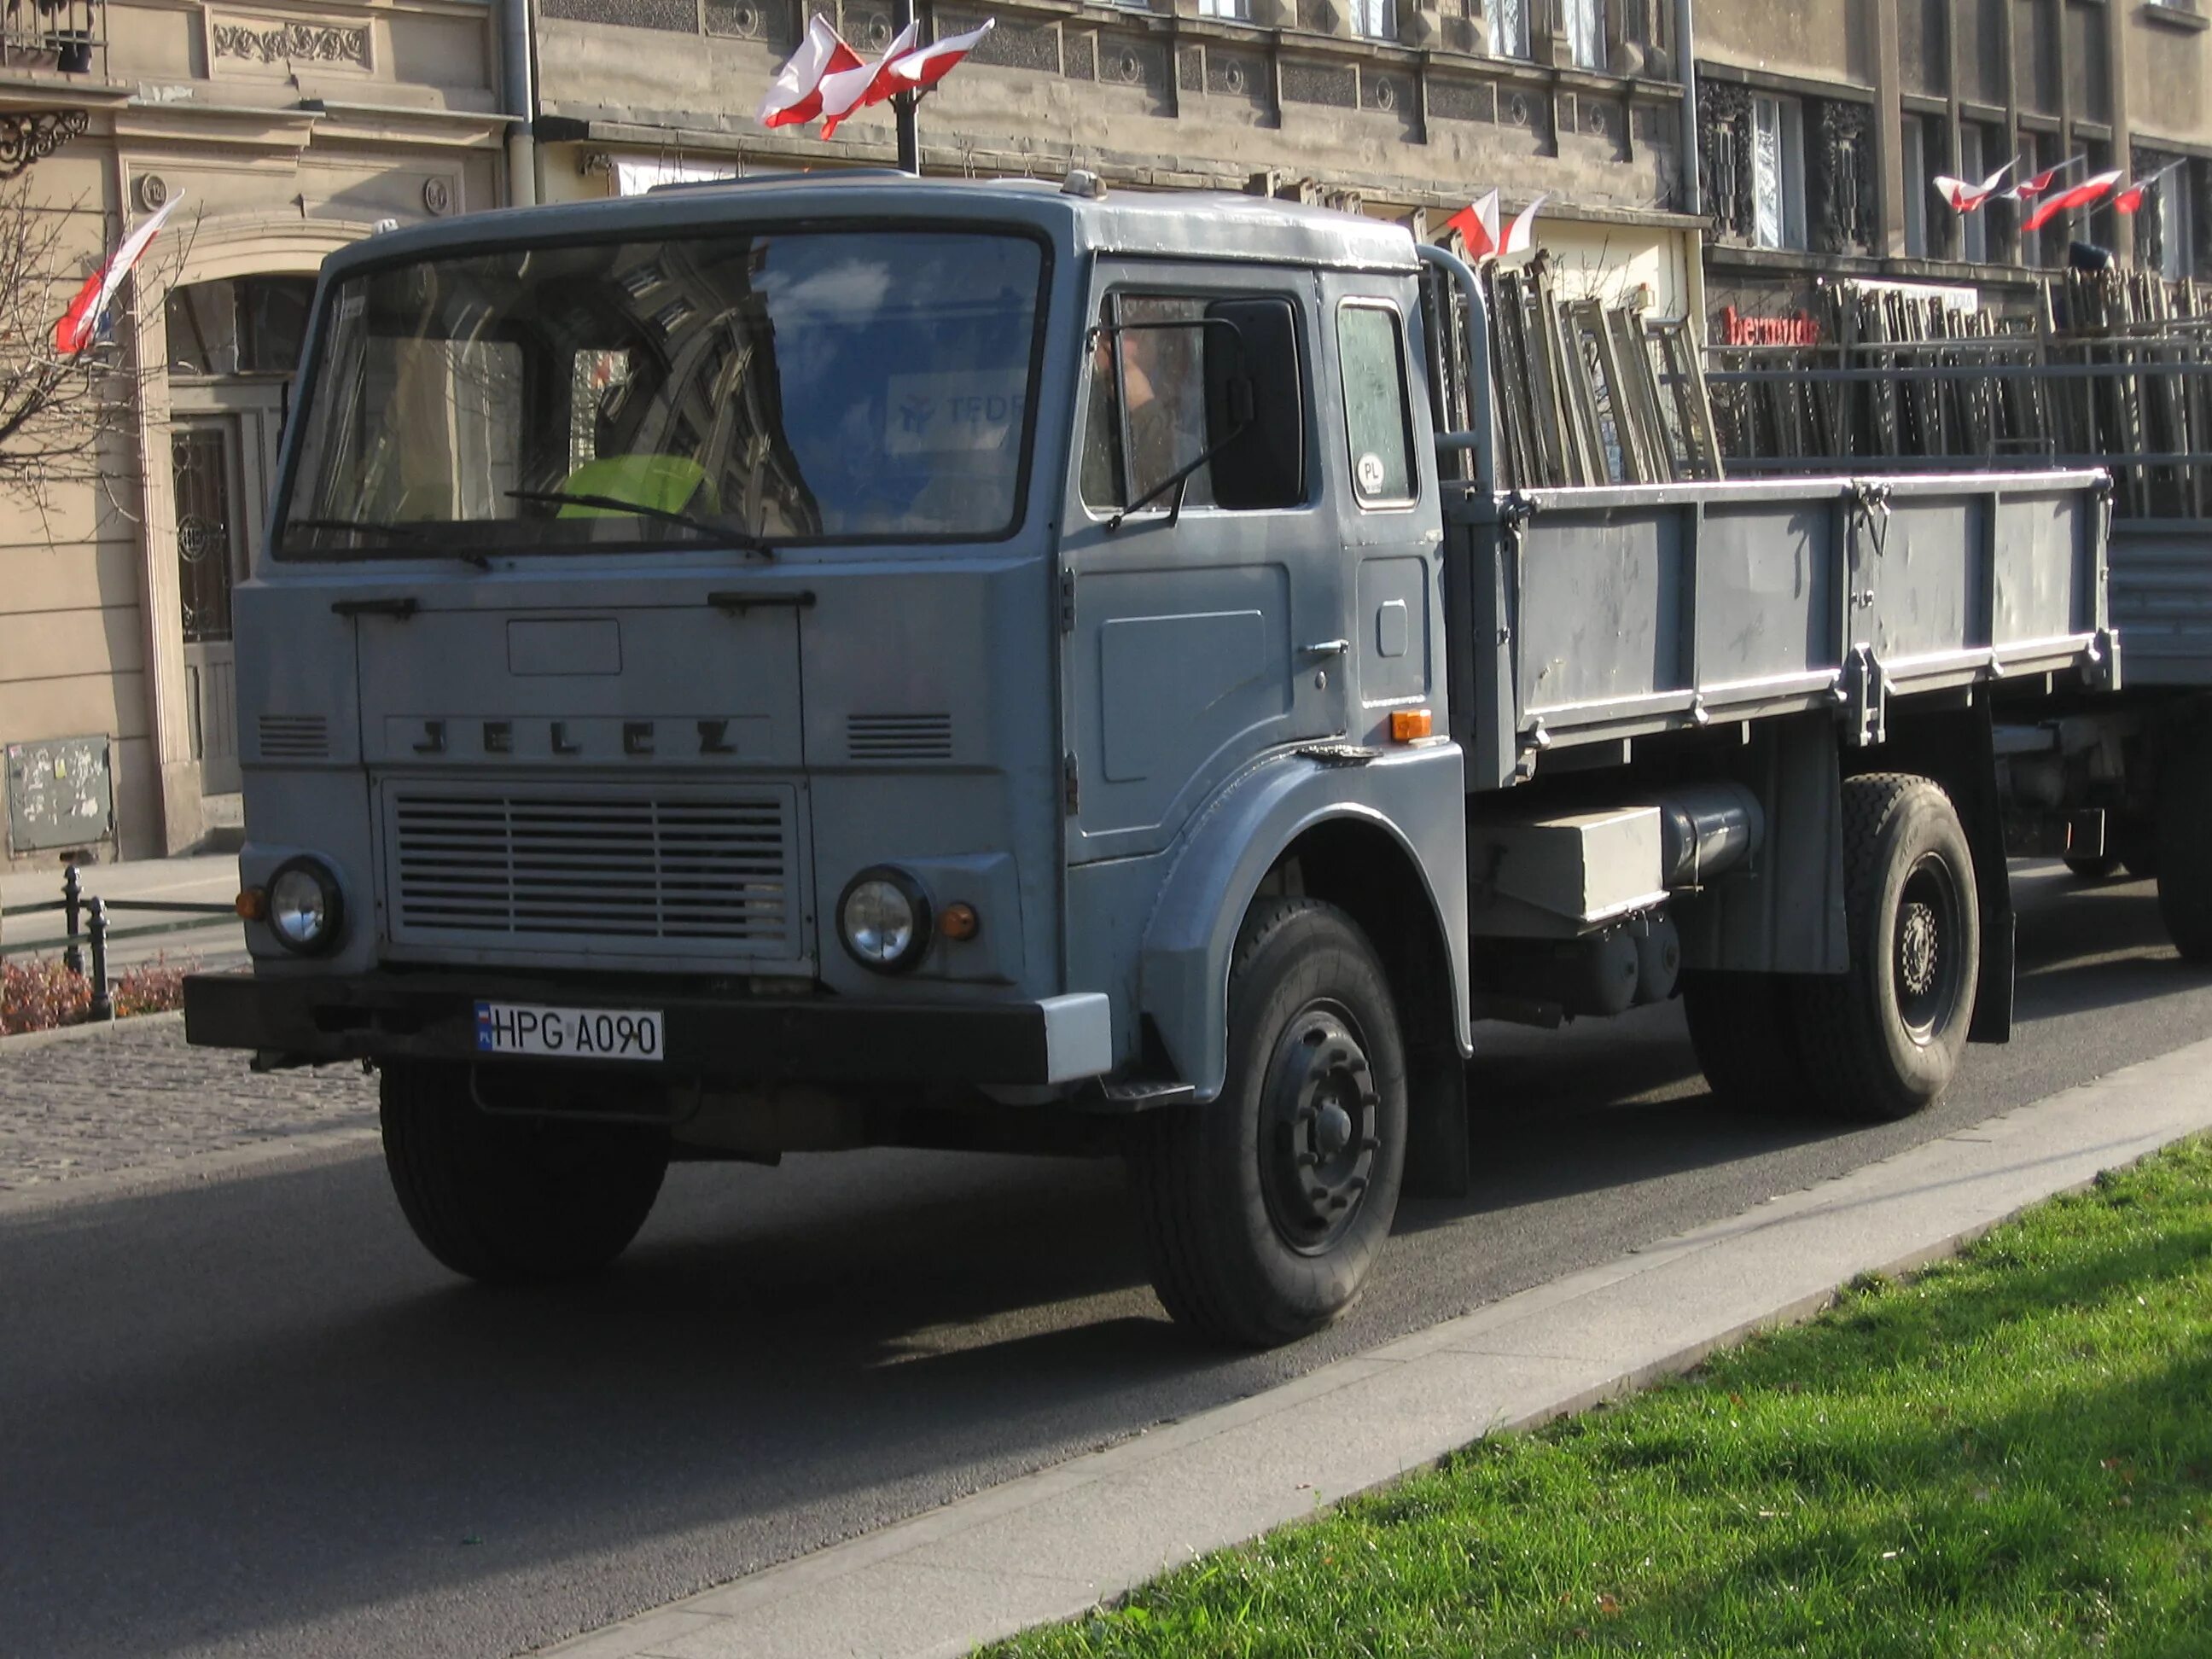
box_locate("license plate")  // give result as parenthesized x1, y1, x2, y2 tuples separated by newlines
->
(474, 1002, 664, 1062)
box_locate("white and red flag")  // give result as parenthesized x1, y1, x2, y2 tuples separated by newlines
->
(2005, 156, 2083, 201)
(2113, 162, 2183, 216)
(1444, 189, 1501, 259)
(818, 19, 918, 139)
(884, 18, 995, 92)
(1933, 160, 2014, 213)
(1444, 190, 1545, 261)
(2022, 169, 2122, 232)
(1499, 193, 1548, 258)
(53, 192, 184, 357)
(759, 14, 864, 129)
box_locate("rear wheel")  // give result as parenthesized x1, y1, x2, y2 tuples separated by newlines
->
(380, 1062, 669, 1283)
(2156, 743, 2212, 962)
(1793, 774, 1980, 1122)
(1128, 899, 1408, 1347)
(1680, 969, 1812, 1115)
(2064, 853, 2120, 881)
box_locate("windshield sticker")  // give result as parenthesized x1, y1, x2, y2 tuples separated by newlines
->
(885, 372, 1027, 457)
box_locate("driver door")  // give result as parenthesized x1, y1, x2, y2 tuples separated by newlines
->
(1060, 265, 1348, 865)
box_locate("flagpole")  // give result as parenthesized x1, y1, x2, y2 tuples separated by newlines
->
(893, 0, 920, 174)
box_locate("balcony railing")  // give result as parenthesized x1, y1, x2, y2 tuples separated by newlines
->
(1, 0, 106, 80)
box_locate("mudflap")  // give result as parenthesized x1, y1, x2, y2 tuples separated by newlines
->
(1401, 1043, 1471, 1199)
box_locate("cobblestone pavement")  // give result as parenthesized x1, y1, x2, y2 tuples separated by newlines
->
(0, 1018, 375, 1194)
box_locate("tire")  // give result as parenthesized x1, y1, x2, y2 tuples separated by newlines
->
(2156, 745, 2212, 962)
(1793, 774, 1980, 1122)
(380, 1062, 670, 1284)
(1128, 899, 1409, 1348)
(1680, 969, 1812, 1115)
(2064, 853, 2120, 881)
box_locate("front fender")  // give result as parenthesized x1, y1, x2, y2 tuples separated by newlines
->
(1138, 744, 1470, 1102)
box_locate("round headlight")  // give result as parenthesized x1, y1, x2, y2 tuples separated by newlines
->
(267, 858, 344, 955)
(838, 867, 930, 973)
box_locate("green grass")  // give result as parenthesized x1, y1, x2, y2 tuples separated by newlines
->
(992, 1138, 2212, 1659)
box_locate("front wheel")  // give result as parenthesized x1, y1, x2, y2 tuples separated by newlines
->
(381, 1062, 670, 1284)
(1128, 899, 1408, 1347)
(1793, 774, 1981, 1122)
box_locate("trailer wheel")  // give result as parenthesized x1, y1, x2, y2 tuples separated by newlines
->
(1680, 970, 1812, 1114)
(1128, 899, 1407, 1347)
(2063, 853, 2120, 881)
(380, 1062, 669, 1284)
(2155, 746, 2212, 962)
(1793, 774, 1980, 1121)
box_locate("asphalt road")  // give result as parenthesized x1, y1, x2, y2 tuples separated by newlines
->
(4, 864, 2209, 1659)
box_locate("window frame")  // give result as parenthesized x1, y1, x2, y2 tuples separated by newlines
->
(1751, 92, 1808, 252)
(1350, 0, 1398, 43)
(1334, 297, 1420, 512)
(1075, 280, 1315, 522)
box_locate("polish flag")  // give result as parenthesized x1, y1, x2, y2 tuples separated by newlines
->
(53, 192, 184, 356)
(818, 20, 918, 139)
(1933, 160, 2014, 213)
(2022, 169, 2122, 232)
(1500, 192, 1548, 258)
(884, 18, 995, 92)
(1444, 189, 1501, 259)
(759, 14, 864, 129)
(2113, 162, 2182, 215)
(2005, 156, 2083, 201)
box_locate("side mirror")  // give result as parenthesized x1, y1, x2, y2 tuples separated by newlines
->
(1203, 297, 1305, 510)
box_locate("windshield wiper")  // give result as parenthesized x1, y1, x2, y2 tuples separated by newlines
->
(504, 490, 775, 558)
(286, 517, 489, 569)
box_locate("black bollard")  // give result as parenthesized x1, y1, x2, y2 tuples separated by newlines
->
(87, 897, 113, 1022)
(61, 863, 83, 977)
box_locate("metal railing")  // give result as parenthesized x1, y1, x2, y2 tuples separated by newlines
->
(0, 863, 236, 1022)
(0, 0, 105, 78)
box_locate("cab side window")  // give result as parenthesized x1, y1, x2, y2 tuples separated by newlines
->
(1336, 302, 1416, 506)
(1079, 294, 1214, 513)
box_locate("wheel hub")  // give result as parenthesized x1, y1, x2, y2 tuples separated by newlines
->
(1260, 1003, 1381, 1254)
(1899, 901, 1940, 997)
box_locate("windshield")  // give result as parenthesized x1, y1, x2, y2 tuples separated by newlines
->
(277, 229, 1045, 557)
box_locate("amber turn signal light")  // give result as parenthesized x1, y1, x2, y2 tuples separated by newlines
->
(235, 888, 269, 922)
(938, 901, 981, 941)
(1389, 708, 1434, 742)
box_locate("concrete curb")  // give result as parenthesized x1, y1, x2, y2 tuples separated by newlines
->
(534, 1038, 2212, 1659)
(0, 1009, 185, 1056)
(0, 1122, 381, 1221)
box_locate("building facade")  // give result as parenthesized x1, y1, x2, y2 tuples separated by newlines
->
(1696, 0, 2212, 335)
(527, 1, 1707, 311)
(0, 2, 515, 868)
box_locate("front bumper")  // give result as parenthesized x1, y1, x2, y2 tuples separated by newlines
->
(182, 971, 1113, 1086)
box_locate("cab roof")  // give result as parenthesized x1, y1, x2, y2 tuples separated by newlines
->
(318, 171, 1422, 280)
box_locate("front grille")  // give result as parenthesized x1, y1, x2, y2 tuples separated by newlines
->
(258, 714, 329, 760)
(847, 713, 953, 761)
(383, 783, 801, 963)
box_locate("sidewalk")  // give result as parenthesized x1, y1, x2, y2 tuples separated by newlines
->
(1, 851, 247, 972)
(538, 1038, 2212, 1659)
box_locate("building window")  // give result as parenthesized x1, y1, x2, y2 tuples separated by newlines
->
(1491, 0, 1530, 58)
(1563, 0, 1605, 71)
(1196, 0, 1248, 16)
(1752, 93, 1807, 250)
(1351, 0, 1397, 41)
(1902, 116, 1930, 259)
(2151, 167, 2196, 281)
(165, 277, 314, 378)
(1958, 122, 1991, 265)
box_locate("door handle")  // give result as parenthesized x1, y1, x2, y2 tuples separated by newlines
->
(331, 596, 419, 620)
(1301, 638, 1350, 659)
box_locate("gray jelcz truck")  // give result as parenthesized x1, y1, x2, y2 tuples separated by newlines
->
(183, 173, 2112, 1345)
